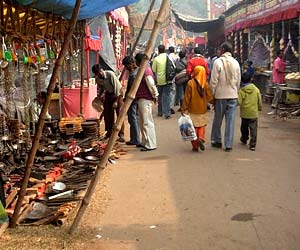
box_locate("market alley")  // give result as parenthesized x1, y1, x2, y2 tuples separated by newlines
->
(78, 106, 300, 250)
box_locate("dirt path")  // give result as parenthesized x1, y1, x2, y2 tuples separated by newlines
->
(2, 105, 300, 250)
(79, 105, 300, 250)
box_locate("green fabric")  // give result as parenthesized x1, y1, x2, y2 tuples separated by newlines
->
(151, 53, 167, 86)
(0, 201, 8, 224)
(238, 83, 262, 119)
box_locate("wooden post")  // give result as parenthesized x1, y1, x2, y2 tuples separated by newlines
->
(69, 0, 170, 235)
(118, 0, 156, 81)
(80, 22, 85, 116)
(10, 0, 82, 228)
(298, 13, 300, 71)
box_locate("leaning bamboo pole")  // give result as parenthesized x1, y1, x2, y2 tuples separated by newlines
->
(119, 0, 156, 81)
(10, 0, 82, 228)
(69, 0, 170, 234)
(80, 22, 85, 116)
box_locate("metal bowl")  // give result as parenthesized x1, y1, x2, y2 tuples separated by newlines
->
(52, 182, 66, 192)
(26, 202, 49, 220)
(85, 155, 99, 162)
(49, 140, 59, 145)
(82, 147, 93, 153)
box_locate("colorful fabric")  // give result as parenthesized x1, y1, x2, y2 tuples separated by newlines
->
(186, 55, 210, 77)
(181, 66, 214, 115)
(191, 126, 206, 149)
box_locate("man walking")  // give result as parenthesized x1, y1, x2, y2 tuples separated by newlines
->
(92, 64, 125, 142)
(168, 46, 178, 114)
(186, 47, 210, 79)
(122, 56, 141, 146)
(210, 42, 241, 151)
(152, 45, 171, 119)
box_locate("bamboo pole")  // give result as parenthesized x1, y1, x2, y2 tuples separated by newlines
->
(80, 22, 85, 116)
(69, 0, 170, 235)
(10, 0, 82, 228)
(118, 0, 156, 81)
(298, 13, 300, 72)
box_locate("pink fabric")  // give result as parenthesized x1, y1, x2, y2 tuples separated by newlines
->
(62, 85, 98, 119)
(109, 8, 129, 27)
(194, 36, 206, 45)
(272, 57, 286, 84)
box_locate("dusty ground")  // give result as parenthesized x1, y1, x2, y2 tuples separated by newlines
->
(1, 104, 300, 250)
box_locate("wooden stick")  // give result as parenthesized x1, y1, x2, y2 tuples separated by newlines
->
(69, 0, 170, 235)
(10, 0, 82, 228)
(80, 21, 86, 116)
(0, 222, 9, 238)
(0, 0, 3, 28)
(118, 0, 156, 81)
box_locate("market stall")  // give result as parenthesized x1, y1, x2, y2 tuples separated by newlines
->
(223, 0, 300, 104)
(0, 0, 139, 230)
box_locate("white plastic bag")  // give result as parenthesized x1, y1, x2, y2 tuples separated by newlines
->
(178, 115, 197, 141)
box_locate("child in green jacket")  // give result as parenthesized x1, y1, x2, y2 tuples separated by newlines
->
(238, 72, 262, 151)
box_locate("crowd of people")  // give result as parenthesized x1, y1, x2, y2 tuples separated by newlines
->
(92, 41, 264, 153)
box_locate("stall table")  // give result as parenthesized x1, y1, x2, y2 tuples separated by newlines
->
(61, 85, 98, 119)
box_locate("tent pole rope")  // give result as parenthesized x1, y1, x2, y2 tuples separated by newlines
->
(69, 0, 170, 235)
(10, 0, 82, 228)
(119, 0, 156, 81)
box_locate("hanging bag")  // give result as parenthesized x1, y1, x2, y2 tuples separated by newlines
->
(178, 115, 197, 141)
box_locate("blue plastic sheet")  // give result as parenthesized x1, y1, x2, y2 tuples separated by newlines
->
(13, 0, 139, 20)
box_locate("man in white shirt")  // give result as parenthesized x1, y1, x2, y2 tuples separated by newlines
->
(210, 42, 241, 151)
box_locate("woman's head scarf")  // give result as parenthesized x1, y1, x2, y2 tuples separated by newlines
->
(192, 66, 207, 97)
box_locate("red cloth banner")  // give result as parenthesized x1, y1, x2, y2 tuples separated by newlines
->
(62, 85, 98, 119)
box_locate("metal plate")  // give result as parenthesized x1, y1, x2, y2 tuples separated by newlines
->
(73, 157, 86, 163)
(58, 144, 69, 150)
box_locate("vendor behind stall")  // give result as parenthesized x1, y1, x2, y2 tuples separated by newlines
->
(268, 50, 286, 115)
(92, 64, 125, 142)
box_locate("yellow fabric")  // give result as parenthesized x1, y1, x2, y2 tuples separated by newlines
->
(193, 65, 206, 88)
(181, 66, 214, 118)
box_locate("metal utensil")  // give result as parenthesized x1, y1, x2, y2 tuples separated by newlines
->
(52, 182, 66, 192)
(85, 155, 99, 162)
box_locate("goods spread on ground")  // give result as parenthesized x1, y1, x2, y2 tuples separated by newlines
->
(0, 117, 127, 227)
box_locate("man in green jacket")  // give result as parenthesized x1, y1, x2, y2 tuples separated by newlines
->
(238, 72, 262, 151)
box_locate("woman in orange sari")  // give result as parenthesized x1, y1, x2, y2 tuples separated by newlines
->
(181, 66, 214, 152)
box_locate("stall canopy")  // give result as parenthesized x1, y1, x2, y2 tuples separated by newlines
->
(12, 0, 139, 20)
(172, 9, 224, 33)
(224, 0, 300, 35)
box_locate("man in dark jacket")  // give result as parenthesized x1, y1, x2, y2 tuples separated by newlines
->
(122, 56, 141, 146)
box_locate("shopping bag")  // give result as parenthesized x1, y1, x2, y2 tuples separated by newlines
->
(178, 115, 197, 141)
